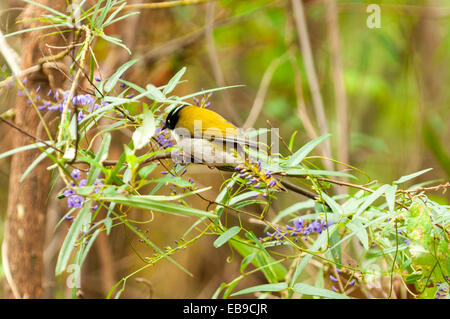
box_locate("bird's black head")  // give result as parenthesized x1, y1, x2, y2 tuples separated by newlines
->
(163, 105, 185, 130)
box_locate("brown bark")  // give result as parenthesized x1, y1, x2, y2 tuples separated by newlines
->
(3, 0, 68, 298)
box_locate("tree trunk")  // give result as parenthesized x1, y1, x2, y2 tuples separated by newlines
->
(3, 0, 67, 298)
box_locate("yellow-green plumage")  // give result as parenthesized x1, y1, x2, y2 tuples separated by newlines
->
(175, 106, 238, 138)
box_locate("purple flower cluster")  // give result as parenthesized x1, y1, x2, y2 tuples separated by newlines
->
(330, 269, 357, 292)
(24, 88, 108, 116)
(193, 91, 212, 108)
(155, 125, 175, 148)
(63, 168, 105, 210)
(264, 217, 332, 244)
(436, 282, 449, 299)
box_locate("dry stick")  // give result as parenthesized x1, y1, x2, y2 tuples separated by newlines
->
(325, 0, 349, 181)
(291, 0, 333, 172)
(243, 53, 287, 129)
(117, 0, 211, 11)
(205, 2, 242, 125)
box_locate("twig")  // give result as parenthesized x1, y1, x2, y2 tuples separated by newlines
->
(398, 182, 450, 194)
(316, 177, 374, 193)
(291, 0, 333, 171)
(243, 53, 287, 129)
(0, 116, 64, 155)
(118, 0, 211, 11)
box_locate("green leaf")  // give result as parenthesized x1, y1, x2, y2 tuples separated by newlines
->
(0, 142, 46, 160)
(240, 252, 257, 273)
(98, 195, 216, 218)
(293, 283, 350, 299)
(320, 192, 344, 215)
(214, 226, 241, 248)
(356, 184, 390, 216)
(289, 225, 336, 286)
(231, 283, 287, 297)
(288, 130, 298, 151)
(385, 184, 397, 214)
(77, 228, 101, 268)
(145, 84, 166, 102)
(20, 149, 53, 182)
(138, 164, 158, 179)
(286, 134, 332, 167)
(104, 59, 138, 92)
(55, 201, 92, 275)
(394, 168, 433, 185)
(283, 168, 356, 179)
(132, 108, 156, 150)
(163, 67, 186, 94)
(87, 133, 111, 185)
(272, 200, 315, 224)
(346, 220, 369, 250)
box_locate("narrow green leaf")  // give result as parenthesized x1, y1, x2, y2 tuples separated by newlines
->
(0, 142, 46, 160)
(132, 108, 156, 150)
(356, 184, 390, 216)
(394, 168, 433, 185)
(104, 59, 138, 92)
(145, 84, 166, 101)
(214, 226, 241, 248)
(286, 134, 332, 167)
(272, 200, 315, 224)
(138, 164, 158, 179)
(385, 184, 397, 214)
(98, 195, 216, 218)
(20, 149, 54, 182)
(87, 133, 111, 185)
(289, 225, 336, 286)
(321, 192, 344, 215)
(240, 252, 257, 273)
(163, 67, 186, 94)
(293, 283, 350, 299)
(231, 283, 287, 296)
(288, 130, 298, 151)
(55, 202, 92, 275)
(346, 220, 369, 250)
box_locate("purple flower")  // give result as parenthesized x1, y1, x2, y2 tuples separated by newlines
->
(405, 238, 411, 246)
(77, 111, 84, 122)
(64, 189, 75, 197)
(94, 179, 104, 193)
(95, 77, 101, 82)
(65, 216, 74, 221)
(330, 275, 338, 283)
(348, 279, 356, 286)
(71, 169, 81, 180)
(79, 179, 88, 187)
(67, 195, 84, 208)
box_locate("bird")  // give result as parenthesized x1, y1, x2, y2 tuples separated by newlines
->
(162, 105, 285, 191)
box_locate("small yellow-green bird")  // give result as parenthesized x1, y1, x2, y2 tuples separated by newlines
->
(162, 105, 284, 190)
